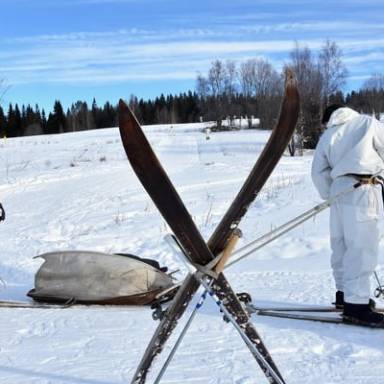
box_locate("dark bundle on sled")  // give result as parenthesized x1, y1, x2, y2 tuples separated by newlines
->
(27, 251, 178, 305)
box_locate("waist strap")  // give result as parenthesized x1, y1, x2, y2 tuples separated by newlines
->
(346, 174, 384, 203)
(346, 174, 384, 185)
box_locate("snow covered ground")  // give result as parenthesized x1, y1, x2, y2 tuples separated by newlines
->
(0, 122, 383, 384)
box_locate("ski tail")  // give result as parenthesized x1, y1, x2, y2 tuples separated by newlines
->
(131, 275, 199, 384)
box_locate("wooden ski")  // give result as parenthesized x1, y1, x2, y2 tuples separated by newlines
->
(119, 69, 299, 383)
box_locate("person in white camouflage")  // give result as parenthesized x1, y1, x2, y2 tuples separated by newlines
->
(312, 105, 384, 327)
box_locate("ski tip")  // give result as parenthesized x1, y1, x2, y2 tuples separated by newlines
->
(118, 99, 136, 132)
(284, 68, 297, 88)
(282, 68, 300, 115)
(119, 98, 128, 110)
(118, 99, 132, 118)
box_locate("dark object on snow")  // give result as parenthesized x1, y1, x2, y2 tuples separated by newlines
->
(0, 203, 5, 222)
(27, 251, 176, 305)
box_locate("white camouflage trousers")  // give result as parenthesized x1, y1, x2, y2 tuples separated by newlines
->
(330, 176, 383, 304)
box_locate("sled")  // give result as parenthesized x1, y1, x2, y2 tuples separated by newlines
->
(27, 251, 177, 305)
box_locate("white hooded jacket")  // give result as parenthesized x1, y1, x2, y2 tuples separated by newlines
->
(311, 107, 384, 199)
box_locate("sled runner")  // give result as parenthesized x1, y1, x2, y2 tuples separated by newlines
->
(0, 299, 72, 309)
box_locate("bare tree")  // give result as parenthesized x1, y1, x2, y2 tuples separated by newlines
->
(239, 58, 282, 129)
(363, 73, 384, 91)
(362, 73, 384, 117)
(239, 58, 281, 98)
(288, 42, 323, 151)
(196, 73, 210, 98)
(239, 59, 256, 97)
(319, 39, 348, 104)
(196, 60, 240, 129)
(224, 60, 238, 98)
(208, 60, 227, 97)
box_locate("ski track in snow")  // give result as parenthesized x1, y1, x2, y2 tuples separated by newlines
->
(0, 124, 384, 383)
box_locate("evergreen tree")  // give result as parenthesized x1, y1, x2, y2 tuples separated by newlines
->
(7, 103, 22, 137)
(53, 100, 66, 133)
(91, 98, 101, 128)
(45, 113, 56, 135)
(0, 106, 6, 137)
(41, 109, 47, 132)
(6, 104, 15, 137)
(14, 104, 22, 136)
(44, 101, 66, 134)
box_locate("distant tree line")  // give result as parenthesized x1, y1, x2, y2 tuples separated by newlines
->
(1, 40, 384, 152)
(0, 99, 117, 138)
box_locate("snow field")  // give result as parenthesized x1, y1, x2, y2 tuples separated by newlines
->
(0, 123, 383, 383)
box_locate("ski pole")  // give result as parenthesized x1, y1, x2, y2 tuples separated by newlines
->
(154, 230, 241, 384)
(374, 271, 384, 299)
(227, 182, 361, 268)
(197, 276, 285, 384)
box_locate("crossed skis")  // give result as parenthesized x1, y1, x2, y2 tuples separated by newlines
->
(118, 69, 300, 383)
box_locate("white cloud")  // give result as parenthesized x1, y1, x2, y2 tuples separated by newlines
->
(1, 23, 384, 87)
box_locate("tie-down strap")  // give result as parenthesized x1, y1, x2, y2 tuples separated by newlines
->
(193, 228, 243, 279)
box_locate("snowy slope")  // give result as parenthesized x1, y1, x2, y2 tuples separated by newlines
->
(0, 123, 383, 384)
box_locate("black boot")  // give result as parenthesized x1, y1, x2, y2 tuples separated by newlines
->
(333, 291, 376, 310)
(343, 302, 384, 328)
(333, 291, 344, 309)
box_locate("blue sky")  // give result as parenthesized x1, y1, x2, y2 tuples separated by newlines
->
(1, 0, 384, 112)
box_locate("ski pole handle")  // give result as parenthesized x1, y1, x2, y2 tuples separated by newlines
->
(214, 229, 242, 273)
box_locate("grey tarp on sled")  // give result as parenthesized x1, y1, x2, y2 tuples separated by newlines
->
(27, 251, 176, 305)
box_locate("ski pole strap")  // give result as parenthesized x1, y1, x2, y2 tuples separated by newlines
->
(0, 203, 5, 222)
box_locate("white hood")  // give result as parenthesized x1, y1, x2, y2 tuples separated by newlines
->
(312, 109, 384, 199)
(327, 107, 359, 128)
